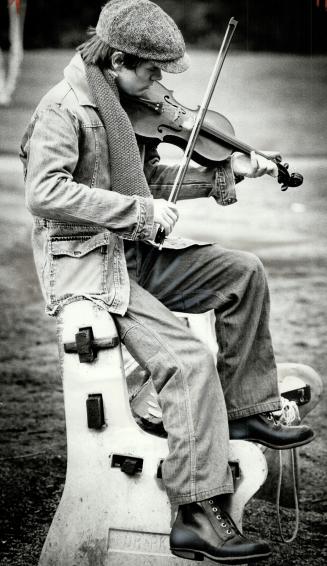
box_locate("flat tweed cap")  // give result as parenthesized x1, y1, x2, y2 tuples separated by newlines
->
(96, 0, 190, 73)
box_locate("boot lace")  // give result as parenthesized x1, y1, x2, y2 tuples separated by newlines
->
(263, 398, 301, 543)
(272, 397, 301, 425)
(208, 499, 234, 535)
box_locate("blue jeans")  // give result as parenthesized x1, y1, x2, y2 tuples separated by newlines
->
(114, 242, 281, 505)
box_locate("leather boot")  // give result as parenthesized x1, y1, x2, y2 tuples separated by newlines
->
(170, 496, 271, 563)
(229, 412, 315, 449)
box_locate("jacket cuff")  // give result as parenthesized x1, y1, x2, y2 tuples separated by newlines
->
(136, 196, 155, 239)
(209, 158, 238, 206)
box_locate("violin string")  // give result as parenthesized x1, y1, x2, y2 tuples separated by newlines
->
(201, 122, 266, 158)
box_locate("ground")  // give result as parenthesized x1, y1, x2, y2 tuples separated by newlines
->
(0, 51, 326, 565)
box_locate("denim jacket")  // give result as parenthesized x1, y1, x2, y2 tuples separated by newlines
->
(20, 54, 238, 316)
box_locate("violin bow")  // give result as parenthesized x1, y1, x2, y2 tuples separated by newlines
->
(155, 17, 238, 249)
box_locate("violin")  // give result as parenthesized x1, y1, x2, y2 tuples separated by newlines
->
(122, 81, 303, 192)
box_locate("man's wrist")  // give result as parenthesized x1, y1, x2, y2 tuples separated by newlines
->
(137, 196, 155, 239)
(231, 153, 245, 184)
(210, 160, 237, 206)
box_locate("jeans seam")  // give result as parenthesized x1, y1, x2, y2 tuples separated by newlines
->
(181, 366, 197, 498)
(119, 322, 140, 340)
(124, 312, 197, 498)
(214, 309, 227, 385)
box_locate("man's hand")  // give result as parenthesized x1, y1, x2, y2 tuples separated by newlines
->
(153, 199, 179, 236)
(232, 150, 281, 179)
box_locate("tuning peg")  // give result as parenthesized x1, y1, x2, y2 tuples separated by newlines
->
(281, 184, 288, 191)
(284, 162, 289, 169)
(290, 172, 303, 187)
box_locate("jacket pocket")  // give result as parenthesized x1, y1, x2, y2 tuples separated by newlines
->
(47, 234, 110, 303)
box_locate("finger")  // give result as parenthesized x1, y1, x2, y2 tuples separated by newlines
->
(255, 154, 269, 177)
(266, 161, 278, 178)
(256, 154, 278, 178)
(161, 209, 177, 225)
(164, 221, 173, 235)
(166, 214, 177, 226)
(165, 209, 178, 224)
(165, 208, 178, 222)
(167, 203, 179, 220)
(161, 214, 177, 235)
(251, 151, 265, 177)
(250, 150, 259, 172)
(261, 150, 282, 162)
(159, 219, 171, 235)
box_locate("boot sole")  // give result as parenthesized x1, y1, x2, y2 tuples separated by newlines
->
(238, 431, 316, 450)
(171, 547, 271, 564)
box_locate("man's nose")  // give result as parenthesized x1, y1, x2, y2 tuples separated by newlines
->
(151, 68, 162, 81)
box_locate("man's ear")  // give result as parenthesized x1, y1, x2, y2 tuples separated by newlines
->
(111, 51, 125, 71)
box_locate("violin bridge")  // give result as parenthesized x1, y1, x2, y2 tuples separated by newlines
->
(182, 114, 196, 132)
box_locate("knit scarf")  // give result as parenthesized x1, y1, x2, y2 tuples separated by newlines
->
(84, 63, 152, 199)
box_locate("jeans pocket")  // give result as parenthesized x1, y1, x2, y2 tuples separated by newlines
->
(47, 234, 110, 303)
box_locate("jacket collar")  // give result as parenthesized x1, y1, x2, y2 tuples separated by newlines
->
(64, 54, 97, 107)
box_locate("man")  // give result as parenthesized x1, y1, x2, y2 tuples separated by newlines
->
(20, 0, 314, 563)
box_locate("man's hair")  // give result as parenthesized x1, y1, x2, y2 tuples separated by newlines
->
(77, 27, 145, 70)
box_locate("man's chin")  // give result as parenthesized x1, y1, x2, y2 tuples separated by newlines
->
(138, 85, 151, 95)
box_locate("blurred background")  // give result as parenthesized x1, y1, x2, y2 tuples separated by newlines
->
(1, 0, 327, 52)
(0, 1, 326, 565)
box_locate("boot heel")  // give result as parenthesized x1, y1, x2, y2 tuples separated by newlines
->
(171, 548, 204, 561)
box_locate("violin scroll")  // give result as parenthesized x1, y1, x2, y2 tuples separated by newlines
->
(277, 161, 303, 191)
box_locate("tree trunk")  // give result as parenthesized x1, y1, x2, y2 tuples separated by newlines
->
(0, 1, 27, 106)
